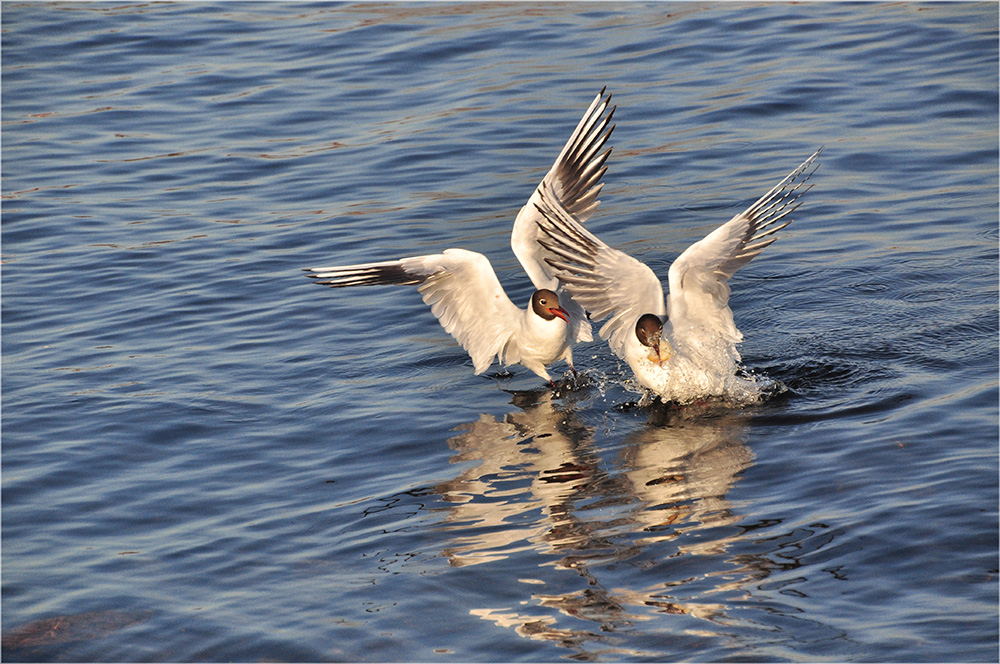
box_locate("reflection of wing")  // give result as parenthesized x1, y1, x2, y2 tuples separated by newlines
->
(511, 89, 615, 343)
(462, 402, 756, 647)
(620, 406, 752, 548)
(534, 184, 665, 357)
(667, 149, 821, 349)
(435, 392, 596, 567)
(437, 397, 762, 648)
(306, 248, 520, 374)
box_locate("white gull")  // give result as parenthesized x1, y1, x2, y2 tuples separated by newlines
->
(533, 148, 822, 403)
(304, 90, 616, 385)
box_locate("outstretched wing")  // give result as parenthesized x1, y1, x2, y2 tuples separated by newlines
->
(511, 89, 616, 342)
(532, 182, 666, 359)
(305, 248, 521, 373)
(667, 149, 821, 348)
(511, 89, 616, 287)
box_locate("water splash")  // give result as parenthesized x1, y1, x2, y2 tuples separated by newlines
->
(563, 356, 787, 410)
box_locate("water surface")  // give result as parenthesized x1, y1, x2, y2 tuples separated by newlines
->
(3, 2, 997, 661)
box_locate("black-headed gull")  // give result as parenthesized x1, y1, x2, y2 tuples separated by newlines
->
(304, 91, 616, 384)
(533, 149, 821, 403)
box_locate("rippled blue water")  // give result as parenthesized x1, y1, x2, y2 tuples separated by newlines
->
(3, 2, 997, 661)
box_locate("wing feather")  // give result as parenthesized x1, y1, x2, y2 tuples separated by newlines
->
(305, 249, 521, 373)
(532, 183, 665, 358)
(667, 149, 821, 346)
(510, 89, 616, 343)
(511, 89, 616, 289)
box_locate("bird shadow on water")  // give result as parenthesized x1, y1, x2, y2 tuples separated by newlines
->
(425, 383, 826, 658)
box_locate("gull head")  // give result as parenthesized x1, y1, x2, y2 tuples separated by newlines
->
(532, 289, 569, 323)
(636, 313, 672, 364)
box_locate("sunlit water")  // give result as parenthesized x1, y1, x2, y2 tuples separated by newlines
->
(3, 2, 997, 662)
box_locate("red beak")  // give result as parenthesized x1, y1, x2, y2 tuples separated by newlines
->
(548, 306, 570, 323)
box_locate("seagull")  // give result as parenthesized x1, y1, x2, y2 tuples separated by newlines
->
(304, 90, 616, 385)
(532, 148, 822, 403)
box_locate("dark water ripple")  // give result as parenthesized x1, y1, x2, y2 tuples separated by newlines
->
(3, 2, 998, 662)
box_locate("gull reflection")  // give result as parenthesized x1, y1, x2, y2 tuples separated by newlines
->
(433, 391, 759, 654)
(433, 389, 607, 567)
(618, 403, 753, 552)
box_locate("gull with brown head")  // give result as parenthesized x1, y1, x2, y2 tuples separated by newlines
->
(533, 148, 822, 403)
(304, 90, 616, 386)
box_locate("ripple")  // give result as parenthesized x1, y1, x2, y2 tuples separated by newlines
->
(3, 2, 997, 662)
